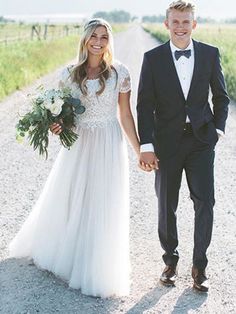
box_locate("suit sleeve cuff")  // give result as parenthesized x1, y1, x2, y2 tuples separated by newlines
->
(216, 129, 224, 137)
(140, 143, 155, 153)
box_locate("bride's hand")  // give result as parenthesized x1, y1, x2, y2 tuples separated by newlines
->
(50, 123, 62, 135)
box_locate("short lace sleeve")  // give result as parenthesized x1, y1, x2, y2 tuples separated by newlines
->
(58, 67, 72, 89)
(118, 64, 131, 93)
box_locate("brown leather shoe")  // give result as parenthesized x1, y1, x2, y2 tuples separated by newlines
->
(192, 266, 209, 292)
(160, 265, 177, 286)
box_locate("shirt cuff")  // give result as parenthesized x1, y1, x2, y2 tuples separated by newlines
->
(140, 143, 155, 153)
(216, 129, 224, 137)
(186, 115, 190, 123)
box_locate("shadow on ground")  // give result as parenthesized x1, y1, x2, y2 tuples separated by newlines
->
(126, 283, 169, 313)
(0, 258, 120, 314)
(126, 283, 207, 314)
(171, 287, 207, 314)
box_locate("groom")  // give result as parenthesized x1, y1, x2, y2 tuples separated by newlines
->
(137, 0, 229, 292)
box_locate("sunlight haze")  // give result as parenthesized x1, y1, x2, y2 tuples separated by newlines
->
(2, 0, 236, 20)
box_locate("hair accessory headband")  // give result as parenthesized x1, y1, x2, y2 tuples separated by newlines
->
(84, 19, 112, 32)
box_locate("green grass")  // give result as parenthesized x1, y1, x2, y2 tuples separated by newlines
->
(0, 23, 31, 38)
(0, 23, 79, 43)
(112, 23, 130, 32)
(0, 35, 79, 100)
(143, 23, 236, 101)
(0, 23, 129, 101)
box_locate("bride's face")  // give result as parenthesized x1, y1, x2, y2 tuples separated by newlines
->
(87, 26, 109, 57)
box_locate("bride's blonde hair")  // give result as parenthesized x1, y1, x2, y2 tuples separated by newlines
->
(71, 18, 116, 95)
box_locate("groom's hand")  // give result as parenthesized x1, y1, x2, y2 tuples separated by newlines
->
(139, 152, 159, 172)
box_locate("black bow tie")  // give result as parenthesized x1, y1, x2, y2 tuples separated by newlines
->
(174, 49, 191, 60)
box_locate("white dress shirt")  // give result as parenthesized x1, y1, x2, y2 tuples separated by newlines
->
(140, 39, 222, 153)
(171, 39, 194, 115)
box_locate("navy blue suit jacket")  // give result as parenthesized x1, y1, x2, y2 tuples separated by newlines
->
(137, 40, 230, 159)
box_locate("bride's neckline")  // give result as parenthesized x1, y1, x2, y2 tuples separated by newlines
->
(87, 77, 99, 81)
(86, 64, 101, 81)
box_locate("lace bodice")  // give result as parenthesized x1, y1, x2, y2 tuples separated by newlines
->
(59, 62, 131, 128)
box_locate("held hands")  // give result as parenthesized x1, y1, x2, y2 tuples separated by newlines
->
(50, 123, 62, 135)
(139, 152, 159, 172)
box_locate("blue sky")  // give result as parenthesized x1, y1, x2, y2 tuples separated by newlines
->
(2, 0, 236, 19)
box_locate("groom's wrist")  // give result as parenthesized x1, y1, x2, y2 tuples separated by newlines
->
(140, 143, 154, 153)
(216, 129, 224, 137)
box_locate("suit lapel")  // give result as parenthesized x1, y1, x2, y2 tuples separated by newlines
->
(161, 41, 186, 102)
(186, 40, 203, 102)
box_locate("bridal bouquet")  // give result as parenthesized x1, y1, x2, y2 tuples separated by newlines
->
(16, 86, 85, 158)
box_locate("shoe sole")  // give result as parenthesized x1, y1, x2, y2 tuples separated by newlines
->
(160, 278, 175, 287)
(193, 283, 208, 293)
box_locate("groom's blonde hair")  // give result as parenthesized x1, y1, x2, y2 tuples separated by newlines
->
(166, 1, 195, 18)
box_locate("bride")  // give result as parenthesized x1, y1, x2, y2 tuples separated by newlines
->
(9, 18, 140, 298)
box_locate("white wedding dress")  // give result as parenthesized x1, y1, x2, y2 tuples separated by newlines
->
(9, 62, 131, 297)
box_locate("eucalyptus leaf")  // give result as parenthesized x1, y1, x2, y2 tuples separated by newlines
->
(75, 105, 85, 114)
(16, 86, 85, 159)
(64, 97, 81, 106)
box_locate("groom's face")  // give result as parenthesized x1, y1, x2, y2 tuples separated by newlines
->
(165, 9, 197, 49)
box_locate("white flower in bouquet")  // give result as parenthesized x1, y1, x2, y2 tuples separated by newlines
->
(16, 86, 85, 158)
(44, 97, 64, 116)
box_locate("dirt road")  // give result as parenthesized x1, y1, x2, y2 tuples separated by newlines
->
(0, 25, 236, 313)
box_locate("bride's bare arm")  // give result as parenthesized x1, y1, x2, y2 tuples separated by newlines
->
(118, 91, 140, 157)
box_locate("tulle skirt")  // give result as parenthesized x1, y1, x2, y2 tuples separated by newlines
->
(9, 119, 130, 297)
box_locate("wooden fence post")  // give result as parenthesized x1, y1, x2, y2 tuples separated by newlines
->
(44, 24, 48, 40)
(31, 25, 41, 40)
(64, 25, 69, 36)
(1, 23, 81, 45)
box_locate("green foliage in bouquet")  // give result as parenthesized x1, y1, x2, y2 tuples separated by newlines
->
(16, 86, 85, 159)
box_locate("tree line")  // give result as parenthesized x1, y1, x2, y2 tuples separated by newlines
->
(0, 16, 14, 23)
(1, 12, 236, 25)
(92, 10, 236, 24)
